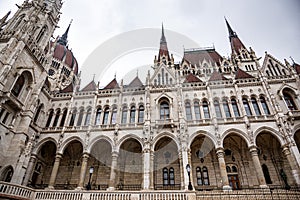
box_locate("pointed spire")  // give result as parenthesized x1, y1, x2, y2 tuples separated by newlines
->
(224, 17, 236, 37)
(0, 11, 11, 31)
(58, 19, 73, 46)
(160, 23, 167, 44)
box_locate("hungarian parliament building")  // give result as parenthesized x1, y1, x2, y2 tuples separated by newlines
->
(0, 0, 300, 199)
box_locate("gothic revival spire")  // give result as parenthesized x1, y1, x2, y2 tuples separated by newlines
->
(158, 23, 170, 61)
(225, 18, 246, 54)
(58, 20, 72, 46)
(160, 23, 167, 44)
(0, 11, 11, 31)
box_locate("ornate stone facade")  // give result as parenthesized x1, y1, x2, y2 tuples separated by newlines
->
(0, 0, 300, 193)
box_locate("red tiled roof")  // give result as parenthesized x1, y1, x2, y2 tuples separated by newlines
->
(294, 63, 300, 75)
(60, 83, 74, 93)
(127, 76, 143, 88)
(230, 36, 246, 54)
(183, 49, 222, 66)
(81, 81, 97, 91)
(184, 73, 202, 83)
(209, 70, 228, 82)
(235, 68, 254, 79)
(103, 78, 119, 89)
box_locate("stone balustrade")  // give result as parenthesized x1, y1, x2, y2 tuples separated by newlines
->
(0, 181, 34, 200)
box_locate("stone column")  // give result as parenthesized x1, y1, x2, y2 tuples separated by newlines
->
(48, 153, 62, 189)
(108, 151, 119, 190)
(149, 151, 154, 190)
(180, 148, 190, 190)
(216, 148, 231, 190)
(22, 154, 37, 186)
(77, 153, 89, 189)
(282, 146, 300, 185)
(249, 146, 268, 188)
(142, 146, 151, 190)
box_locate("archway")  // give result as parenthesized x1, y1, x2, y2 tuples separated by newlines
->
(154, 136, 181, 190)
(117, 138, 143, 190)
(56, 140, 83, 189)
(30, 141, 56, 188)
(0, 165, 14, 182)
(89, 139, 112, 190)
(294, 130, 300, 151)
(223, 133, 250, 189)
(256, 132, 295, 187)
(190, 134, 215, 190)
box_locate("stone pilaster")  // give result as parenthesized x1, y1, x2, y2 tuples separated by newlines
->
(282, 146, 300, 185)
(77, 153, 89, 189)
(142, 145, 151, 190)
(22, 154, 37, 186)
(249, 146, 268, 188)
(48, 153, 62, 189)
(216, 148, 231, 190)
(108, 151, 119, 190)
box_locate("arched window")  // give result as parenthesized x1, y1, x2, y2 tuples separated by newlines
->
(121, 106, 128, 124)
(130, 106, 136, 123)
(160, 101, 170, 120)
(138, 105, 144, 123)
(84, 108, 92, 126)
(69, 109, 76, 126)
(13, 14, 25, 29)
(223, 99, 231, 118)
(251, 97, 261, 115)
(196, 167, 202, 185)
(158, 74, 161, 85)
(185, 102, 192, 120)
(95, 108, 101, 125)
(283, 91, 297, 110)
(262, 164, 272, 184)
(232, 166, 238, 172)
(214, 100, 222, 118)
(45, 109, 54, 127)
(169, 168, 175, 185)
(36, 26, 47, 43)
(0, 166, 14, 182)
(203, 101, 210, 118)
(111, 107, 117, 124)
(202, 167, 210, 185)
(77, 109, 84, 126)
(161, 69, 165, 84)
(194, 101, 201, 120)
(52, 109, 60, 127)
(231, 98, 240, 117)
(11, 74, 25, 97)
(260, 97, 270, 115)
(163, 168, 168, 186)
(243, 98, 252, 116)
(103, 107, 109, 124)
(59, 109, 68, 127)
(226, 166, 231, 173)
(34, 103, 43, 123)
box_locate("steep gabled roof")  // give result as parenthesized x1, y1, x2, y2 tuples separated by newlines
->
(183, 48, 222, 66)
(103, 78, 119, 89)
(127, 76, 143, 88)
(235, 68, 254, 79)
(184, 73, 202, 83)
(209, 70, 228, 82)
(225, 18, 247, 54)
(293, 63, 300, 75)
(81, 80, 97, 91)
(60, 83, 74, 93)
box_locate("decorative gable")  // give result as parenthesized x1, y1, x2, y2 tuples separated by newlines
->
(262, 54, 290, 78)
(150, 63, 176, 86)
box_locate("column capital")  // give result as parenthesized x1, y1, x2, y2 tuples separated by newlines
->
(55, 153, 63, 160)
(111, 151, 119, 158)
(282, 146, 291, 156)
(249, 145, 259, 154)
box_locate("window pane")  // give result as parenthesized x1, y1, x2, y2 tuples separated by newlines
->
(130, 106, 136, 123)
(260, 97, 270, 115)
(251, 98, 261, 115)
(185, 102, 192, 120)
(121, 108, 127, 124)
(223, 100, 231, 118)
(203, 101, 210, 118)
(138, 106, 144, 123)
(111, 108, 117, 124)
(160, 102, 170, 119)
(103, 109, 109, 124)
(194, 102, 201, 120)
(95, 108, 101, 125)
(214, 100, 222, 118)
(243, 99, 252, 116)
(231, 99, 240, 117)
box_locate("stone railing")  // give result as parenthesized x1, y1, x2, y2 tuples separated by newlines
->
(0, 181, 34, 200)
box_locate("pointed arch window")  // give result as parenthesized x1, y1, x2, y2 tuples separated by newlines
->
(203, 100, 210, 118)
(169, 167, 175, 185)
(36, 26, 47, 43)
(103, 107, 109, 125)
(196, 167, 203, 185)
(163, 168, 168, 186)
(185, 102, 192, 120)
(13, 14, 25, 29)
(194, 101, 201, 120)
(283, 91, 297, 110)
(160, 101, 170, 120)
(84, 108, 92, 126)
(52, 109, 60, 127)
(11, 74, 25, 97)
(202, 167, 210, 185)
(223, 99, 231, 118)
(60, 109, 68, 127)
(45, 109, 54, 127)
(231, 98, 240, 117)
(130, 106, 136, 123)
(138, 105, 144, 123)
(260, 97, 270, 115)
(95, 108, 101, 125)
(262, 164, 272, 184)
(69, 109, 76, 126)
(251, 97, 261, 115)
(214, 100, 222, 118)
(111, 107, 117, 124)
(77, 109, 84, 126)
(34, 104, 43, 123)
(121, 106, 128, 124)
(161, 69, 165, 84)
(243, 98, 252, 116)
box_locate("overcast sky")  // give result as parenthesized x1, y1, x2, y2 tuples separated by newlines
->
(1, 0, 300, 87)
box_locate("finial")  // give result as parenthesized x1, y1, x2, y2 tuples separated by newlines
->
(114, 72, 117, 79)
(290, 56, 295, 65)
(57, 19, 73, 46)
(136, 69, 139, 77)
(92, 74, 96, 81)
